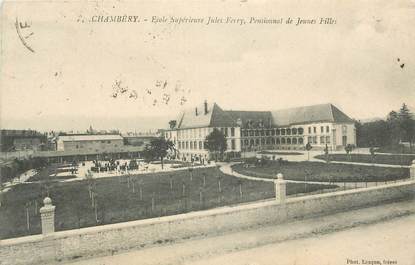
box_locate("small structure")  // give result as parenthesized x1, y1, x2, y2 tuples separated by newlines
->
(39, 197, 55, 235)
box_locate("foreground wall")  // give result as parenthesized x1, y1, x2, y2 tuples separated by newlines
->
(1, 180, 414, 265)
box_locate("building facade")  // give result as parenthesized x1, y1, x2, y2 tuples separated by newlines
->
(56, 135, 124, 152)
(0, 129, 47, 152)
(165, 102, 356, 161)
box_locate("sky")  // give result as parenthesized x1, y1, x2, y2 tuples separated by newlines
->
(0, 0, 414, 131)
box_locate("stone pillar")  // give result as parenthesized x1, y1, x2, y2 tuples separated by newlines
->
(40, 197, 56, 235)
(411, 160, 415, 180)
(274, 173, 287, 203)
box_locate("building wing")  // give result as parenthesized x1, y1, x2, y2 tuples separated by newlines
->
(271, 103, 353, 126)
(177, 102, 236, 129)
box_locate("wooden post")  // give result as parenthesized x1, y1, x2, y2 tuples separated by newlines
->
(26, 204, 30, 231)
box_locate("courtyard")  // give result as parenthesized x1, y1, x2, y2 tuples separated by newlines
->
(0, 164, 335, 239)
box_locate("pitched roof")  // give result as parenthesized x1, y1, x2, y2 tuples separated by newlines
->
(177, 102, 236, 129)
(271, 103, 354, 126)
(226, 110, 273, 128)
(57, 134, 123, 142)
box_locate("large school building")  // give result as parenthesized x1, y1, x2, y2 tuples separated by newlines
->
(164, 101, 356, 162)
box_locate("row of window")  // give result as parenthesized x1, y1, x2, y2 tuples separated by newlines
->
(241, 127, 304, 137)
(241, 137, 305, 146)
(307, 136, 331, 144)
(177, 139, 236, 150)
(175, 127, 236, 140)
(308, 126, 331, 134)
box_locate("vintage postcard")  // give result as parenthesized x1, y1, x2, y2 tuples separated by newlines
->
(0, 0, 414, 264)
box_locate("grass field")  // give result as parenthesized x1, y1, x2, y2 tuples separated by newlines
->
(314, 153, 415, 166)
(0, 166, 335, 239)
(257, 151, 303, 155)
(232, 161, 410, 182)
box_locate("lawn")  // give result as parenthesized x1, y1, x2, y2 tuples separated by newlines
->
(314, 153, 415, 166)
(0, 166, 335, 239)
(257, 151, 303, 155)
(232, 161, 410, 183)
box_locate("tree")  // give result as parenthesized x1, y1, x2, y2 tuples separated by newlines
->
(168, 120, 177, 129)
(399, 103, 415, 150)
(345, 144, 355, 161)
(204, 128, 227, 161)
(387, 110, 401, 146)
(305, 143, 312, 161)
(369, 147, 376, 164)
(143, 137, 174, 169)
(324, 144, 330, 163)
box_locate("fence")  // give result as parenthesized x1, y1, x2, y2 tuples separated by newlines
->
(1, 170, 414, 264)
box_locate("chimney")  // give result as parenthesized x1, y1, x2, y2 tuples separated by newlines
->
(195, 107, 198, 116)
(204, 100, 208, 114)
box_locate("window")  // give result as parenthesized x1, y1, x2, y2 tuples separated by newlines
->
(194, 141, 197, 149)
(287, 138, 291, 144)
(231, 139, 235, 150)
(299, 138, 304, 144)
(308, 127, 311, 134)
(276, 138, 281, 144)
(320, 126, 324, 133)
(101, 140, 105, 143)
(313, 127, 317, 133)
(186, 141, 189, 149)
(261, 138, 265, 145)
(276, 129, 281, 135)
(308, 136, 312, 144)
(298, 128, 304, 135)
(281, 138, 286, 144)
(271, 138, 275, 144)
(326, 126, 330, 133)
(292, 138, 297, 144)
(292, 128, 297, 135)
(231, 127, 235, 137)
(265, 130, 270, 136)
(281, 129, 286, 135)
(313, 136, 317, 144)
(250, 139, 255, 146)
(244, 139, 249, 145)
(199, 141, 203, 149)
(190, 141, 193, 149)
(225, 128, 228, 137)
(326, 136, 330, 144)
(271, 130, 275, 136)
(249, 130, 254, 136)
(255, 130, 259, 136)
(255, 139, 260, 145)
(320, 136, 325, 144)
(286, 129, 291, 135)
(342, 125, 348, 134)
(260, 130, 265, 136)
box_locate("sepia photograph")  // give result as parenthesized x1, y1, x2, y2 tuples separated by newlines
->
(0, 0, 414, 264)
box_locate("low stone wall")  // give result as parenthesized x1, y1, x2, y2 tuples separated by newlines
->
(1, 180, 414, 265)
